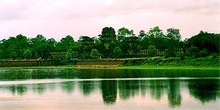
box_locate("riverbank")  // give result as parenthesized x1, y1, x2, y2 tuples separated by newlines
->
(0, 56, 219, 70)
(141, 56, 220, 67)
(0, 64, 219, 70)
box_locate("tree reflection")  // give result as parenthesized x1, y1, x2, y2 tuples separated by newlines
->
(101, 80, 117, 105)
(167, 79, 181, 108)
(0, 69, 78, 80)
(118, 80, 140, 100)
(8, 85, 16, 95)
(78, 81, 96, 96)
(61, 81, 75, 94)
(140, 80, 148, 97)
(7, 84, 28, 96)
(188, 79, 220, 104)
(149, 80, 167, 100)
(0, 68, 219, 108)
(32, 83, 47, 95)
(16, 85, 28, 96)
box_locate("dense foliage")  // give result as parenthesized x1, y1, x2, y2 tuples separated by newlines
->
(0, 26, 219, 60)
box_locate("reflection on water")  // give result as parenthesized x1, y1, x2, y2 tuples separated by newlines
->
(0, 69, 219, 110)
(188, 79, 220, 103)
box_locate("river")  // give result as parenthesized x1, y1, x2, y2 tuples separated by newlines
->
(0, 68, 219, 110)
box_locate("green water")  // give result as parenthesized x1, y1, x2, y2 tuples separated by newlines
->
(0, 69, 219, 110)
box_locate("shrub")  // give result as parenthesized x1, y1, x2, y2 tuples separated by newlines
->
(176, 52, 185, 60)
(199, 49, 209, 57)
(23, 49, 32, 59)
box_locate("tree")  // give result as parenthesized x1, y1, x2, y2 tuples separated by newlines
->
(30, 34, 48, 58)
(56, 35, 74, 52)
(15, 34, 29, 57)
(99, 27, 116, 58)
(90, 49, 100, 59)
(80, 36, 94, 58)
(61, 35, 74, 46)
(176, 52, 185, 60)
(0, 49, 2, 59)
(65, 49, 73, 61)
(113, 47, 122, 58)
(166, 28, 181, 41)
(123, 36, 140, 57)
(166, 28, 182, 57)
(147, 26, 164, 39)
(47, 38, 57, 48)
(23, 49, 32, 59)
(147, 45, 157, 57)
(0, 41, 3, 59)
(0, 34, 30, 59)
(186, 31, 219, 55)
(199, 49, 209, 57)
(145, 26, 166, 50)
(188, 46, 199, 58)
(10, 51, 17, 59)
(138, 30, 146, 40)
(117, 27, 134, 43)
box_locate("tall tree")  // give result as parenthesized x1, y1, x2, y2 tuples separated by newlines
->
(30, 34, 50, 59)
(147, 26, 164, 39)
(23, 49, 32, 59)
(166, 28, 181, 41)
(80, 36, 94, 58)
(117, 27, 134, 43)
(15, 34, 29, 57)
(145, 26, 166, 50)
(186, 31, 220, 56)
(113, 47, 122, 58)
(99, 27, 116, 58)
(165, 28, 182, 57)
(138, 30, 146, 40)
(56, 35, 74, 52)
(60, 35, 74, 46)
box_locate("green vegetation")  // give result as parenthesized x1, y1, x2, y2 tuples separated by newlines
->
(147, 45, 157, 57)
(113, 47, 122, 58)
(0, 26, 219, 67)
(90, 49, 101, 59)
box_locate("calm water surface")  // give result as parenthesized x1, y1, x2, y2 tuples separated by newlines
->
(0, 69, 219, 110)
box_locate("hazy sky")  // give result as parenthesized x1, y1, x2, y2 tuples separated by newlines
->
(0, 0, 219, 41)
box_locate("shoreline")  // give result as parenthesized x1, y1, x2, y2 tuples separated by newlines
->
(0, 65, 219, 70)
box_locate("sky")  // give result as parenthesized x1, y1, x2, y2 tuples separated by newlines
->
(0, 0, 219, 41)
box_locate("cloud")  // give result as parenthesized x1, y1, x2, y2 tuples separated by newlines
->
(0, 0, 219, 41)
(1, 0, 219, 20)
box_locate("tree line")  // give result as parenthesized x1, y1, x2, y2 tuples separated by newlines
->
(0, 26, 219, 60)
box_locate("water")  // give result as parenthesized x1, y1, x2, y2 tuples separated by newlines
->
(0, 69, 219, 110)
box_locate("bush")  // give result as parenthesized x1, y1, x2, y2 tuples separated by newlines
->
(188, 46, 199, 58)
(176, 52, 185, 60)
(23, 49, 32, 59)
(199, 49, 209, 57)
(90, 49, 101, 59)
(212, 53, 218, 59)
(147, 45, 157, 57)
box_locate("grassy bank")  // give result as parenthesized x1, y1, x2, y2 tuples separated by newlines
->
(0, 64, 219, 70)
(0, 56, 219, 70)
(116, 65, 220, 70)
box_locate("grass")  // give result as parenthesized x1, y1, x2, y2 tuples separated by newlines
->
(116, 65, 220, 70)
(1, 56, 219, 70)
(0, 64, 219, 70)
